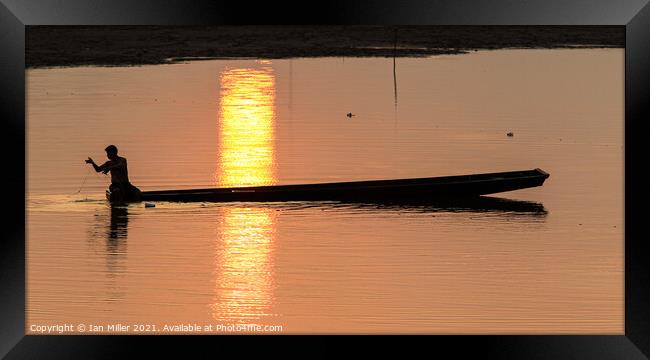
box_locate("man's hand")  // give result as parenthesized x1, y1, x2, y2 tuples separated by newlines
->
(85, 157, 94, 164)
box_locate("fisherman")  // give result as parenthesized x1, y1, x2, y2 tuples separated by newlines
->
(86, 145, 141, 202)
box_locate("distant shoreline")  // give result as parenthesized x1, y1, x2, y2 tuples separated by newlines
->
(26, 26, 624, 69)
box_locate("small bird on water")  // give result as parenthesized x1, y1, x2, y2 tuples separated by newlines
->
(507, 132, 514, 137)
(347, 112, 355, 118)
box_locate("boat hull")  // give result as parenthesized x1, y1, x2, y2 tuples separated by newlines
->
(126, 168, 549, 203)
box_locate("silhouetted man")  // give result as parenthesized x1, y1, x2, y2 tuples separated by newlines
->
(86, 145, 141, 202)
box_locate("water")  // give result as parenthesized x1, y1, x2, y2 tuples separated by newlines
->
(26, 49, 623, 334)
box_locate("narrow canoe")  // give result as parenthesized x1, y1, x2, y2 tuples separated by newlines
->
(107, 168, 549, 203)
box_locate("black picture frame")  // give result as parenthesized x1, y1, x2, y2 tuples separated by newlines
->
(1, 0, 648, 358)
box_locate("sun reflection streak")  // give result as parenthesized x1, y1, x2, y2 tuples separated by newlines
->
(212, 207, 275, 323)
(212, 66, 277, 325)
(216, 67, 276, 187)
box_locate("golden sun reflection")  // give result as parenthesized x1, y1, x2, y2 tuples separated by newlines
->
(212, 66, 277, 325)
(212, 207, 275, 323)
(216, 67, 276, 187)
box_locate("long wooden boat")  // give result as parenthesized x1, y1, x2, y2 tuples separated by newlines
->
(107, 168, 549, 203)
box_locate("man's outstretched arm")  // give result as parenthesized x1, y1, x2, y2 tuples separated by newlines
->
(86, 158, 112, 173)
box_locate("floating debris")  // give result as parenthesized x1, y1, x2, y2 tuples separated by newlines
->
(144, 203, 156, 208)
(507, 132, 514, 137)
(346, 112, 355, 118)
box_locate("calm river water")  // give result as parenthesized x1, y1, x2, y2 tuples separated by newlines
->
(26, 49, 623, 334)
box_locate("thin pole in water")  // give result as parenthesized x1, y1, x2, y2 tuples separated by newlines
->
(393, 27, 398, 108)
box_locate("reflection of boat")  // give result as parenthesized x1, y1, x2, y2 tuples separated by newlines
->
(330, 196, 548, 215)
(130, 168, 549, 203)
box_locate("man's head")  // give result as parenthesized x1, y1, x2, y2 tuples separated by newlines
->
(105, 145, 118, 160)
